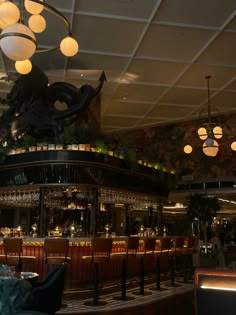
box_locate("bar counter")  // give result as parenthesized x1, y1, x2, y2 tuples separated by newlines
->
(0, 236, 170, 288)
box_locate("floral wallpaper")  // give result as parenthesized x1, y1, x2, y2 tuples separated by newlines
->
(114, 113, 236, 181)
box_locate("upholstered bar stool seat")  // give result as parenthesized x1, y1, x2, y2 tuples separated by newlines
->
(82, 237, 113, 306)
(168, 236, 185, 287)
(133, 237, 157, 296)
(111, 236, 140, 300)
(150, 236, 172, 291)
(1, 238, 36, 272)
(44, 238, 71, 265)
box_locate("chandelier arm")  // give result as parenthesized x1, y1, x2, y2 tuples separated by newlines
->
(29, 0, 72, 34)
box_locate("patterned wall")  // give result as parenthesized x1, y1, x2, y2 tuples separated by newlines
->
(114, 113, 236, 181)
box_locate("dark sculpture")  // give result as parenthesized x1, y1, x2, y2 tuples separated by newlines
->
(0, 65, 106, 142)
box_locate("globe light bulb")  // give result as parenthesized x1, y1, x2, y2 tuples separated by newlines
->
(0, 23, 36, 61)
(213, 125, 223, 139)
(231, 141, 236, 151)
(197, 127, 207, 140)
(28, 14, 46, 33)
(60, 36, 79, 57)
(24, 0, 44, 15)
(183, 144, 192, 154)
(0, 1, 20, 27)
(15, 59, 32, 74)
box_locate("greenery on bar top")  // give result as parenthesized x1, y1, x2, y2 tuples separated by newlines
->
(0, 125, 176, 175)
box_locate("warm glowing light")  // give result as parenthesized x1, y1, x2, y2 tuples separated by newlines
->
(0, 1, 20, 27)
(213, 125, 223, 139)
(24, 0, 44, 15)
(0, 23, 36, 61)
(202, 139, 219, 157)
(184, 144, 192, 154)
(60, 36, 79, 57)
(197, 127, 207, 140)
(28, 14, 46, 33)
(15, 59, 32, 74)
(201, 285, 236, 292)
(231, 141, 236, 151)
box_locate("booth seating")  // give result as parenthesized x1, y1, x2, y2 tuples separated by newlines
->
(0, 238, 36, 272)
(82, 237, 113, 306)
(134, 237, 157, 295)
(44, 238, 71, 265)
(111, 236, 140, 301)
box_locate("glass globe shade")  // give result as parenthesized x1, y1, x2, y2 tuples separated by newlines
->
(202, 139, 219, 157)
(184, 144, 192, 154)
(60, 36, 79, 57)
(28, 14, 46, 33)
(24, 0, 44, 15)
(0, 23, 36, 61)
(213, 125, 223, 139)
(231, 141, 236, 151)
(0, 1, 20, 27)
(0, 18, 7, 29)
(15, 59, 32, 74)
(197, 127, 207, 140)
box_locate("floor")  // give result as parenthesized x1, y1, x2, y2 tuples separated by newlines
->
(56, 277, 195, 315)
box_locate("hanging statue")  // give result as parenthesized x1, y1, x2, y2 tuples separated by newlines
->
(0, 65, 106, 142)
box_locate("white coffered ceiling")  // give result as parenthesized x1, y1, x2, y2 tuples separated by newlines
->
(0, 0, 236, 133)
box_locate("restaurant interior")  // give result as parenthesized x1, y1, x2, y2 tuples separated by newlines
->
(0, 1, 236, 315)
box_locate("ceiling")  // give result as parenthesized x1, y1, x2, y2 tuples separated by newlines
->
(0, 0, 236, 133)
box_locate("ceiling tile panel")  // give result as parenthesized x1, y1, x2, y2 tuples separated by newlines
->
(197, 31, 236, 66)
(176, 64, 236, 89)
(104, 100, 153, 117)
(126, 59, 188, 85)
(68, 53, 129, 82)
(113, 83, 167, 102)
(147, 104, 198, 119)
(153, 0, 236, 27)
(73, 15, 146, 55)
(160, 87, 207, 105)
(136, 24, 215, 60)
(75, 0, 158, 19)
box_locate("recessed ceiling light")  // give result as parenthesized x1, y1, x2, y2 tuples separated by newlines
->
(80, 74, 84, 77)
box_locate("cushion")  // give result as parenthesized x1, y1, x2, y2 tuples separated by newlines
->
(0, 277, 32, 314)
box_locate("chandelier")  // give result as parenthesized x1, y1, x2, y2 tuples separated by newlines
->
(184, 75, 236, 157)
(0, 0, 79, 74)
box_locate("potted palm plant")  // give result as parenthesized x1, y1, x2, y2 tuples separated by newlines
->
(186, 193, 221, 266)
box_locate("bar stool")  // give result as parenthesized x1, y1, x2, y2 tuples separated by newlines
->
(82, 237, 113, 306)
(44, 238, 71, 265)
(169, 236, 185, 287)
(112, 236, 140, 301)
(182, 236, 196, 282)
(1, 238, 36, 272)
(133, 237, 157, 296)
(150, 236, 172, 291)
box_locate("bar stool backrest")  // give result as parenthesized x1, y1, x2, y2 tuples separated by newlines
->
(125, 236, 140, 254)
(173, 237, 185, 250)
(143, 237, 156, 254)
(3, 238, 23, 254)
(185, 236, 196, 249)
(91, 237, 113, 259)
(44, 238, 69, 254)
(160, 237, 172, 253)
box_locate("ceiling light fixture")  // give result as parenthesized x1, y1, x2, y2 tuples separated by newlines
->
(184, 75, 236, 157)
(0, 0, 79, 74)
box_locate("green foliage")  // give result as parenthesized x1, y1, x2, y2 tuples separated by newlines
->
(186, 193, 221, 225)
